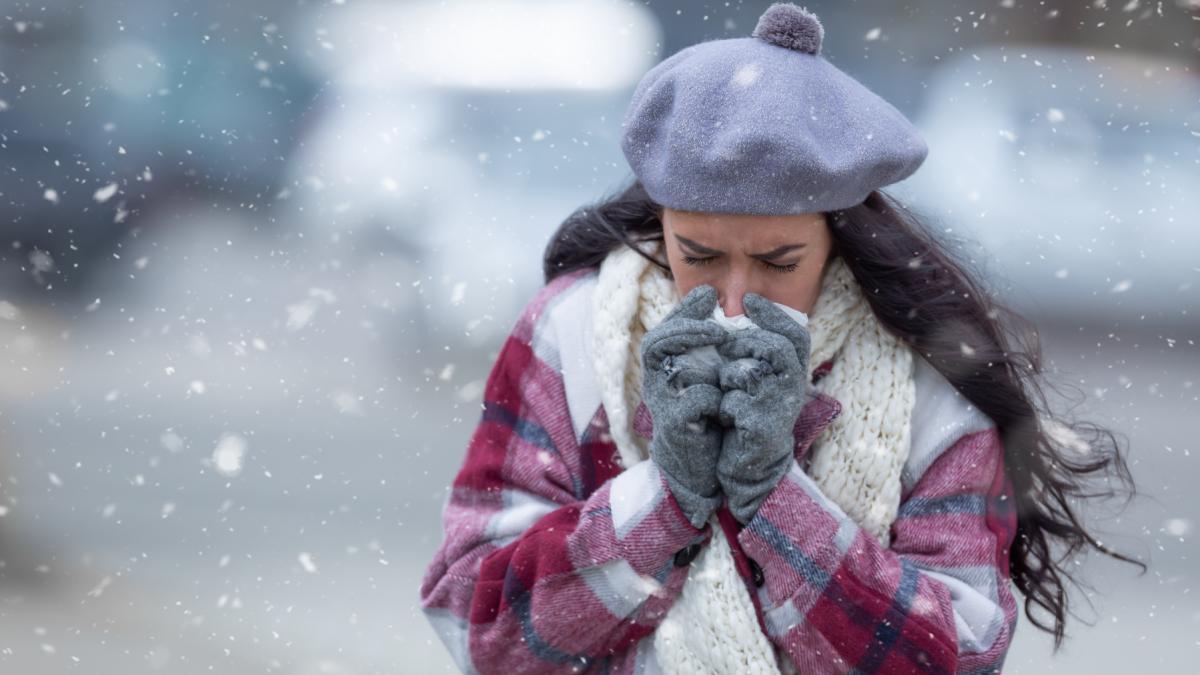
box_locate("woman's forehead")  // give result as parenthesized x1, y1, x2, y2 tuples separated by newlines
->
(664, 208, 827, 244)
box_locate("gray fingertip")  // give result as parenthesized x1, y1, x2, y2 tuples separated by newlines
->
(680, 284, 718, 318)
(743, 292, 779, 323)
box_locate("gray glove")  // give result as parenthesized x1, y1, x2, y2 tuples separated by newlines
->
(715, 292, 811, 524)
(640, 284, 728, 529)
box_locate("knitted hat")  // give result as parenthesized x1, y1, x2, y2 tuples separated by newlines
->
(619, 3, 928, 215)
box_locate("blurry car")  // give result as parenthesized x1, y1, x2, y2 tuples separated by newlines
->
(908, 45, 1200, 326)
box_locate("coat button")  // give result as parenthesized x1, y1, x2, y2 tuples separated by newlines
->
(673, 543, 701, 567)
(749, 558, 765, 587)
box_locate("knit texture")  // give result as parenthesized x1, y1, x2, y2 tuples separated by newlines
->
(591, 241, 916, 673)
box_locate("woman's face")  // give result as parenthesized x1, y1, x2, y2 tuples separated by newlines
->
(660, 207, 834, 317)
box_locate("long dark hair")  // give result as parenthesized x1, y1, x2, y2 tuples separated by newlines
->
(543, 179, 1146, 648)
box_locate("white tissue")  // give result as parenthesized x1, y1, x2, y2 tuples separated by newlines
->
(682, 301, 809, 370)
(709, 301, 809, 331)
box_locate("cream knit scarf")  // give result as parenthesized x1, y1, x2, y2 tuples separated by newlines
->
(590, 241, 916, 674)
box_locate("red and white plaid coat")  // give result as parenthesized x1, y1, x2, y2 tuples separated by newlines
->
(419, 267, 1019, 674)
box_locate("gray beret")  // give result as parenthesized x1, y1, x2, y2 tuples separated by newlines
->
(619, 3, 928, 215)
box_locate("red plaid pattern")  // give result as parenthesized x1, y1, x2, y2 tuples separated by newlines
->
(419, 269, 1019, 674)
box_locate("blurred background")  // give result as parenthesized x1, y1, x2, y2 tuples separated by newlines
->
(0, 0, 1197, 672)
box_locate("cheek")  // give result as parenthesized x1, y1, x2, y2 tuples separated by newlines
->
(795, 273, 823, 312)
(670, 272, 713, 305)
(778, 259, 827, 313)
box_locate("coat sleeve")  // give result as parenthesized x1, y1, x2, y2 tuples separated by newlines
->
(418, 276, 711, 674)
(737, 427, 1019, 675)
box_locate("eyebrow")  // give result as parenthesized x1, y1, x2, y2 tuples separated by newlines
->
(675, 234, 806, 260)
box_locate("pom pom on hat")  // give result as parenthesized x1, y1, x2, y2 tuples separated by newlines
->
(752, 3, 823, 55)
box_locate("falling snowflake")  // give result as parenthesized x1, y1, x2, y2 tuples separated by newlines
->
(1163, 518, 1191, 538)
(93, 182, 119, 203)
(731, 62, 763, 87)
(450, 281, 468, 306)
(212, 433, 247, 477)
(1042, 418, 1090, 454)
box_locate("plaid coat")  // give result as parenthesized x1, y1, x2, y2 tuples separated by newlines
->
(419, 267, 1019, 674)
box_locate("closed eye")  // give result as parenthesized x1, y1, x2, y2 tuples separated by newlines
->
(682, 255, 798, 274)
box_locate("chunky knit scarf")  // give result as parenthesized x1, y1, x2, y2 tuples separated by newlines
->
(590, 240, 916, 674)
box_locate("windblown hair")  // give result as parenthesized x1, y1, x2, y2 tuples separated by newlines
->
(543, 179, 1146, 648)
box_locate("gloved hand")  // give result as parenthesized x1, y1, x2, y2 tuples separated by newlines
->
(715, 292, 811, 524)
(640, 284, 728, 529)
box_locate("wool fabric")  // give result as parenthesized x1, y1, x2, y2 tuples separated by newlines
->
(591, 240, 916, 673)
(620, 3, 928, 215)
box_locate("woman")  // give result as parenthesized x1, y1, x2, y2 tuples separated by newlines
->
(419, 4, 1142, 673)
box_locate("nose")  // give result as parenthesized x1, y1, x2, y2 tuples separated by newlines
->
(719, 277, 748, 317)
